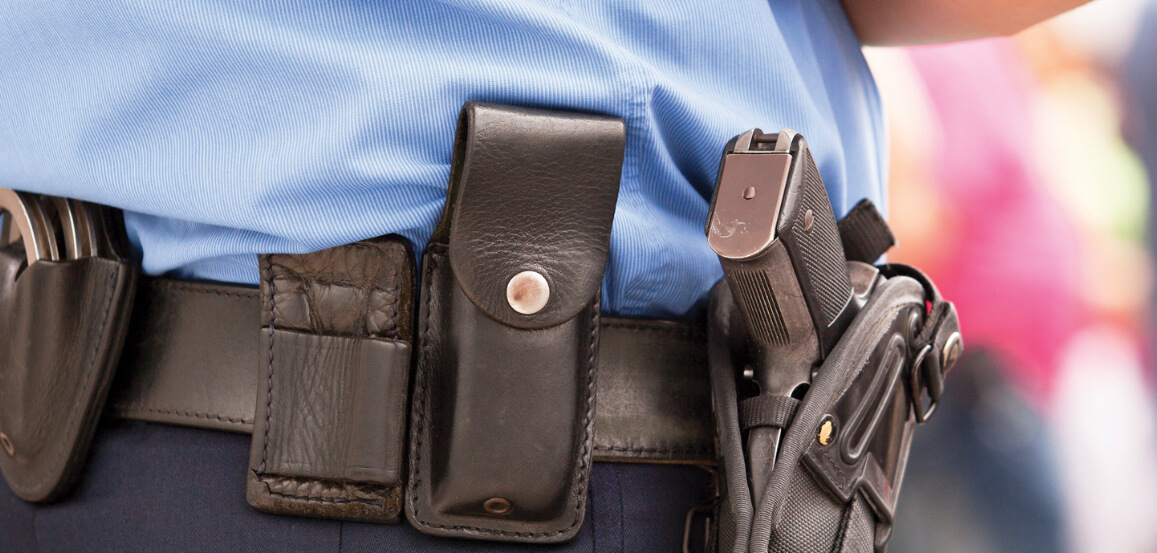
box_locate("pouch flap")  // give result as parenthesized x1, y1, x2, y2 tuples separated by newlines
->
(441, 101, 625, 330)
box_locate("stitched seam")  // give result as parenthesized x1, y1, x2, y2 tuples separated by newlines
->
(9, 267, 119, 497)
(253, 475, 390, 507)
(31, 503, 42, 553)
(574, 297, 599, 519)
(407, 253, 436, 523)
(829, 501, 855, 553)
(593, 445, 713, 455)
(148, 279, 256, 299)
(613, 463, 626, 553)
(601, 320, 702, 339)
(111, 404, 251, 425)
(258, 256, 275, 474)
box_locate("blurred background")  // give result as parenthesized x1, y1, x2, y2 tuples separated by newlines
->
(867, 1, 1157, 552)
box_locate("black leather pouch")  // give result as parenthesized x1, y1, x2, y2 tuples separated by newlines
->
(247, 236, 415, 523)
(0, 208, 137, 502)
(405, 102, 625, 543)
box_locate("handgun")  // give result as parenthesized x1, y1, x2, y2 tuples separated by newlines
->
(705, 129, 859, 504)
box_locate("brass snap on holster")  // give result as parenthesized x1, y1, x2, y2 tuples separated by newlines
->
(0, 193, 137, 502)
(405, 101, 625, 543)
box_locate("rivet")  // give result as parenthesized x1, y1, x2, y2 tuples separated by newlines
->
(0, 432, 12, 456)
(817, 416, 835, 446)
(742, 186, 757, 200)
(803, 209, 815, 232)
(905, 308, 922, 346)
(507, 270, 550, 315)
(484, 497, 512, 515)
(942, 332, 963, 372)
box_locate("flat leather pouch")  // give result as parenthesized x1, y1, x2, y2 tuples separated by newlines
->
(406, 101, 625, 543)
(247, 235, 415, 523)
(0, 210, 137, 503)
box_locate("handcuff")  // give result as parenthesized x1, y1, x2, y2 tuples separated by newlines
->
(0, 188, 108, 263)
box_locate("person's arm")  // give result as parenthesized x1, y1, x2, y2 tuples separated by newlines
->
(842, 0, 1092, 46)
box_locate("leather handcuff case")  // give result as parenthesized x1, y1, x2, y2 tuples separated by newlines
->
(406, 102, 625, 542)
(0, 210, 137, 502)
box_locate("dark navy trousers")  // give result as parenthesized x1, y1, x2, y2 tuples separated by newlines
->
(0, 419, 712, 552)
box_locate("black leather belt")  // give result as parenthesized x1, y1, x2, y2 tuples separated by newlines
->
(106, 276, 715, 465)
(3, 102, 711, 541)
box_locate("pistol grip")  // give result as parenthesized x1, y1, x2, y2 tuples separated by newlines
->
(775, 140, 854, 356)
(720, 241, 819, 397)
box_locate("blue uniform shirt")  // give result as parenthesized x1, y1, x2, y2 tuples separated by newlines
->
(0, 0, 885, 317)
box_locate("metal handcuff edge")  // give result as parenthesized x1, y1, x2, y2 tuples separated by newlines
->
(0, 190, 58, 262)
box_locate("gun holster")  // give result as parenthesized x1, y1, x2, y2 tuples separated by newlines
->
(708, 261, 961, 553)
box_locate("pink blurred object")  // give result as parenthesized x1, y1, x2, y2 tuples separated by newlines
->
(906, 41, 1086, 402)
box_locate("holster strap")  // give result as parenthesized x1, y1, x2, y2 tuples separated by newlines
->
(837, 199, 895, 264)
(107, 276, 714, 465)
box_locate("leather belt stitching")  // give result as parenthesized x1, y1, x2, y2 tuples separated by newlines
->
(111, 405, 252, 426)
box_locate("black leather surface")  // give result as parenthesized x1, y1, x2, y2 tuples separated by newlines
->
(109, 278, 715, 466)
(405, 102, 625, 543)
(109, 278, 259, 432)
(257, 329, 410, 483)
(247, 236, 415, 524)
(439, 102, 625, 330)
(592, 318, 712, 463)
(407, 246, 598, 541)
(0, 243, 137, 502)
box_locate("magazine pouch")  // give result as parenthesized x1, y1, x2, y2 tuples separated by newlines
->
(247, 235, 416, 523)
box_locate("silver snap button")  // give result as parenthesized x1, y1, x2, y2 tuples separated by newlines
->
(942, 332, 963, 372)
(507, 270, 549, 315)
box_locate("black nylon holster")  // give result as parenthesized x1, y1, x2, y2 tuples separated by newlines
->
(708, 262, 961, 553)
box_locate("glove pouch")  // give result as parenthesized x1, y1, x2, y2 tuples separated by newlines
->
(405, 101, 625, 543)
